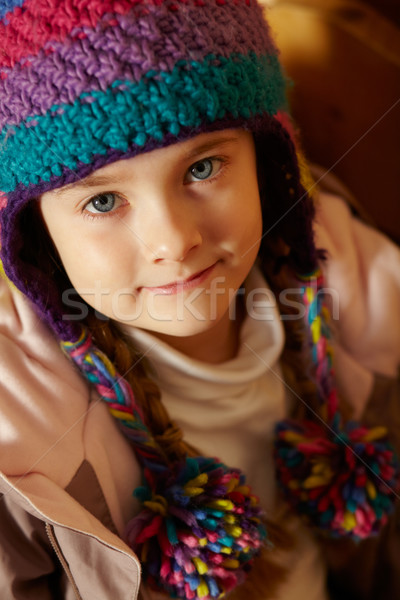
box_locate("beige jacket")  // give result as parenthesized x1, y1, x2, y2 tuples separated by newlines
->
(0, 193, 399, 599)
(0, 278, 142, 598)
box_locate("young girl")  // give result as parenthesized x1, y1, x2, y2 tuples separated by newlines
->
(0, 1, 399, 599)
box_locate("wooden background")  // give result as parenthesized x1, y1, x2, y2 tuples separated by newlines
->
(264, 0, 400, 242)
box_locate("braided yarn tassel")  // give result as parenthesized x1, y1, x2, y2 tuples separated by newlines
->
(62, 329, 266, 599)
(275, 269, 399, 540)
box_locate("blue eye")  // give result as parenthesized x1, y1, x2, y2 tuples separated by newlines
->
(188, 159, 214, 181)
(86, 192, 117, 214)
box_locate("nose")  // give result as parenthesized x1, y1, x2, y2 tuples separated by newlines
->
(137, 199, 202, 263)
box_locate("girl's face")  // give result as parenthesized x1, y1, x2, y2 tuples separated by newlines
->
(40, 129, 262, 356)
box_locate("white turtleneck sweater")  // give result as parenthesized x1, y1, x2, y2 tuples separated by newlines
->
(127, 267, 328, 600)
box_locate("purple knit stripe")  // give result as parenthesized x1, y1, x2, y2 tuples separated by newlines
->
(0, 1, 276, 129)
(1, 114, 267, 341)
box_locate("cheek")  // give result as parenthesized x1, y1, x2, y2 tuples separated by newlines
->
(213, 192, 262, 254)
(54, 229, 141, 294)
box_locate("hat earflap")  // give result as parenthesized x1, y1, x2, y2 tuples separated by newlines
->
(275, 269, 400, 540)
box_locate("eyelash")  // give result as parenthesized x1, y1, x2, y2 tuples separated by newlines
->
(81, 192, 127, 221)
(80, 154, 228, 220)
(184, 156, 226, 185)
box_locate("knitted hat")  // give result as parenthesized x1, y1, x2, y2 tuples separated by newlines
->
(0, 0, 295, 339)
(0, 2, 398, 598)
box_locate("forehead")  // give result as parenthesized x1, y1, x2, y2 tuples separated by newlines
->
(52, 129, 249, 195)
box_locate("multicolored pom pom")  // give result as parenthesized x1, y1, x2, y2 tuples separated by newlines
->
(275, 419, 400, 540)
(273, 268, 400, 539)
(125, 456, 266, 599)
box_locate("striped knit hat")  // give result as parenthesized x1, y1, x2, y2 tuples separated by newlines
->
(0, 0, 293, 340)
(0, 2, 398, 599)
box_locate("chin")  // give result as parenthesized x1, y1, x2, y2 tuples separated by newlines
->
(145, 314, 226, 339)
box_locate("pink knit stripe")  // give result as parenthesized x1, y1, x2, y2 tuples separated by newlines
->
(0, 192, 7, 210)
(0, 0, 259, 69)
(0, 0, 144, 68)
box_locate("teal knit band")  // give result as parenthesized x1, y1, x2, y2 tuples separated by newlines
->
(1, 52, 286, 193)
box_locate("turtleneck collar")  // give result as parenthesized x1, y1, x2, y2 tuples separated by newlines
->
(122, 266, 284, 400)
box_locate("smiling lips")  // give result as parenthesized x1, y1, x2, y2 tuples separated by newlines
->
(142, 263, 217, 295)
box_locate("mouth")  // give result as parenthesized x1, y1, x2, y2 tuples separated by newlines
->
(140, 262, 217, 296)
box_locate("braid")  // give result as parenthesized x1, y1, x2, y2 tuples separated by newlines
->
(86, 314, 199, 463)
(261, 256, 321, 419)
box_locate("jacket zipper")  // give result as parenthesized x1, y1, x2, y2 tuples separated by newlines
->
(45, 522, 83, 600)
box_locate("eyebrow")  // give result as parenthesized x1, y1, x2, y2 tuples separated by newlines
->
(183, 135, 239, 160)
(53, 174, 118, 194)
(55, 134, 240, 194)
